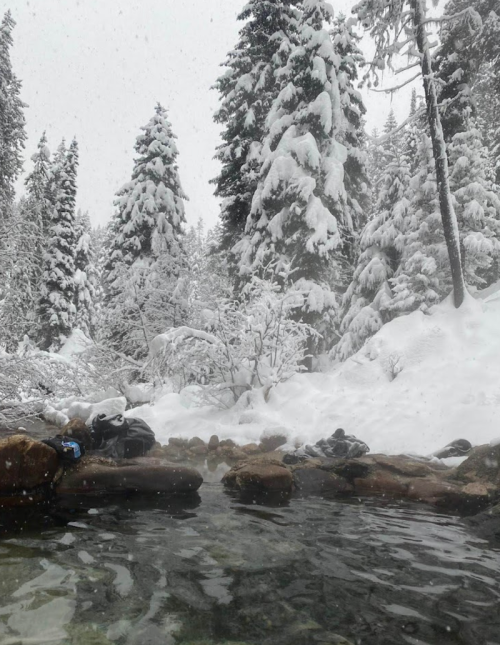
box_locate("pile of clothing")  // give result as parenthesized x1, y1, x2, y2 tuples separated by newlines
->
(284, 428, 369, 464)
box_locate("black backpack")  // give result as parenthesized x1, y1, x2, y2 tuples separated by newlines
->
(42, 435, 85, 464)
(90, 413, 156, 459)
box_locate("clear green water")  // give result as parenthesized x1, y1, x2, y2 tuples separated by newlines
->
(0, 484, 499, 645)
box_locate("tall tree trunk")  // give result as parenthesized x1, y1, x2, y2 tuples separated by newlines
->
(411, 0, 466, 307)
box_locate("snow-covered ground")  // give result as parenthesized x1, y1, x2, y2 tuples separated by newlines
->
(116, 287, 500, 457)
(50, 285, 500, 457)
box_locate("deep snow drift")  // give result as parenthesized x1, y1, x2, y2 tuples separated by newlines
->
(119, 287, 500, 456)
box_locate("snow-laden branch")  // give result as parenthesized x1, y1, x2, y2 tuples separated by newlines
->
(150, 326, 222, 358)
(369, 71, 422, 93)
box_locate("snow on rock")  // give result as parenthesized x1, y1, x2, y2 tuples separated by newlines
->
(44, 406, 70, 428)
(84, 397, 127, 425)
(126, 288, 500, 456)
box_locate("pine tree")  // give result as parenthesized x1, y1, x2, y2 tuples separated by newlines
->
(0, 135, 54, 349)
(74, 210, 97, 337)
(107, 104, 186, 271)
(36, 140, 78, 351)
(402, 89, 423, 176)
(474, 62, 500, 184)
(354, 0, 468, 308)
(331, 13, 370, 275)
(448, 126, 500, 287)
(236, 0, 351, 332)
(388, 133, 449, 314)
(435, 0, 499, 141)
(103, 104, 188, 359)
(0, 11, 26, 215)
(212, 0, 300, 279)
(0, 199, 43, 349)
(335, 151, 411, 360)
(366, 127, 385, 203)
(23, 133, 52, 284)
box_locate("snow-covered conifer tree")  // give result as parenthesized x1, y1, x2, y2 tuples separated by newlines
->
(0, 11, 26, 215)
(331, 13, 370, 261)
(354, 0, 469, 308)
(107, 104, 186, 271)
(0, 199, 44, 349)
(474, 63, 500, 184)
(448, 127, 500, 287)
(103, 104, 188, 358)
(36, 140, 78, 351)
(334, 151, 411, 360)
(388, 133, 449, 314)
(236, 0, 350, 332)
(74, 210, 97, 337)
(435, 0, 499, 142)
(212, 0, 300, 278)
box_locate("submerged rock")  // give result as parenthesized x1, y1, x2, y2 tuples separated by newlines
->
(222, 459, 293, 493)
(57, 456, 203, 496)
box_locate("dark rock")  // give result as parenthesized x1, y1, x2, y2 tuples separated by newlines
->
(187, 436, 206, 448)
(216, 446, 248, 462)
(223, 460, 293, 493)
(163, 444, 189, 462)
(467, 502, 500, 542)
(57, 456, 203, 495)
(259, 434, 287, 452)
(325, 459, 372, 482)
(189, 444, 208, 456)
(168, 437, 189, 448)
(293, 467, 352, 495)
(241, 442, 261, 455)
(208, 434, 219, 451)
(453, 443, 500, 488)
(0, 435, 59, 493)
(219, 438, 236, 448)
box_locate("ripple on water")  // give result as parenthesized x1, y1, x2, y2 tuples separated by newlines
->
(0, 487, 499, 645)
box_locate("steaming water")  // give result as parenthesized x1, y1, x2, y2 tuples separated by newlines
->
(0, 484, 499, 645)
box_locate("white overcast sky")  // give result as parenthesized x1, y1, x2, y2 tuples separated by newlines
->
(5, 0, 412, 229)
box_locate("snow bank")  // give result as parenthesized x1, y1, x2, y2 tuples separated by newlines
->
(126, 288, 500, 456)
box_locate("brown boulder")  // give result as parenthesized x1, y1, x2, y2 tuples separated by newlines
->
(219, 438, 236, 448)
(0, 435, 59, 493)
(453, 443, 500, 486)
(168, 437, 189, 448)
(187, 436, 206, 449)
(369, 455, 436, 478)
(354, 470, 409, 497)
(189, 444, 208, 456)
(223, 460, 293, 493)
(208, 434, 219, 451)
(57, 456, 203, 495)
(61, 418, 92, 450)
(259, 434, 287, 452)
(241, 442, 262, 456)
